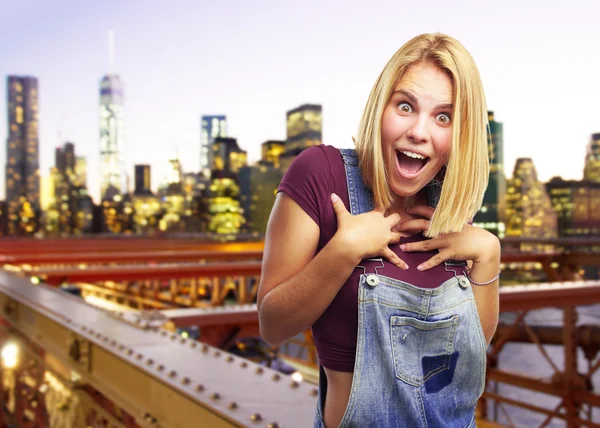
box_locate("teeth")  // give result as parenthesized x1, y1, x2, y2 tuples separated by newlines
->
(400, 150, 426, 160)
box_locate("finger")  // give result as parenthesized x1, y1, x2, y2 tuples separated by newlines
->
(395, 219, 430, 233)
(372, 205, 386, 215)
(386, 212, 401, 226)
(389, 231, 402, 244)
(416, 249, 454, 271)
(407, 205, 435, 219)
(330, 193, 349, 218)
(400, 237, 445, 253)
(381, 247, 409, 270)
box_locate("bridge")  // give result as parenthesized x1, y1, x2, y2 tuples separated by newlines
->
(1, 237, 599, 427)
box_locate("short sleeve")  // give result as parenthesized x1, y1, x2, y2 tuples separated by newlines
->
(277, 146, 331, 227)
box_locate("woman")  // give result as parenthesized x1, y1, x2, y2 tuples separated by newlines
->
(258, 33, 500, 428)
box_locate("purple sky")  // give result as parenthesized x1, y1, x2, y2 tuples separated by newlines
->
(2, 0, 600, 202)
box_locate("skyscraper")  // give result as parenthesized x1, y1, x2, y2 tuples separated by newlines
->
(505, 158, 557, 251)
(200, 115, 227, 178)
(212, 137, 247, 174)
(5, 76, 40, 235)
(584, 133, 600, 182)
(99, 74, 125, 200)
(134, 164, 152, 195)
(280, 104, 322, 172)
(473, 111, 506, 237)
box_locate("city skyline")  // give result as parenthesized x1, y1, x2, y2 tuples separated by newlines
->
(3, 0, 600, 202)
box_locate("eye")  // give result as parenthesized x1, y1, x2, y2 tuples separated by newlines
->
(397, 102, 412, 113)
(436, 113, 452, 124)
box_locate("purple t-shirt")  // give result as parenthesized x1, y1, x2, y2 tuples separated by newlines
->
(277, 144, 458, 372)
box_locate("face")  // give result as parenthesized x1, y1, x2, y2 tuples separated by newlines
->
(381, 61, 454, 198)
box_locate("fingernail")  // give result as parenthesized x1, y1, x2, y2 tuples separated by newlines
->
(400, 244, 406, 251)
(403, 263, 409, 270)
(417, 264, 424, 271)
(330, 193, 339, 203)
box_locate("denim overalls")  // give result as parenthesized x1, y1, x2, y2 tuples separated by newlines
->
(314, 148, 487, 428)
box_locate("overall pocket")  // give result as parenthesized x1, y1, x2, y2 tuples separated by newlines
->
(390, 315, 459, 386)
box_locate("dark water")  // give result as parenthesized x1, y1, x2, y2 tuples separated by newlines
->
(492, 305, 600, 427)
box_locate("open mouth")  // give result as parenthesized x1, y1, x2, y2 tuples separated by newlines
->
(396, 150, 430, 177)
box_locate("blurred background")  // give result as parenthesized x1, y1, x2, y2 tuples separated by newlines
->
(1, 1, 600, 427)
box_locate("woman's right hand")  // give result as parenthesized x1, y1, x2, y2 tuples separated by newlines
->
(330, 193, 408, 270)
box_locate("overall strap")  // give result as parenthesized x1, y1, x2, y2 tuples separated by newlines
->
(339, 148, 374, 215)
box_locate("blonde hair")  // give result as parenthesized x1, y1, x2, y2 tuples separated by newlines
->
(354, 33, 489, 238)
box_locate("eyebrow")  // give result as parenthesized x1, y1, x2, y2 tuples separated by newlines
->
(392, 89, 453, 110)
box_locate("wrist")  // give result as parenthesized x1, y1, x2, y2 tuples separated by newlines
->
(330, 232, 363, 267)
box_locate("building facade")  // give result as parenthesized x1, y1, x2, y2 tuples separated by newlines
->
(200, 115, 227, 178)
(99, 74, 126, 200)
(5, 76, 40, 236)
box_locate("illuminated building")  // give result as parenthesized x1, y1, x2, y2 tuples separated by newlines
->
(473, 111, 506, 237)
(131, 165, 160, 234)
(5, 76, 40, 236)
(212, 137, 247, 174)
(239, 163, 283, 235)
(261, 140, 285, 168)
(208, 171, 245, 236)
(201, 115, 227, 178)
(99, 74, 125, 200)
(280, 104, 322, 172)
(74, 190, 94, 234)
(40, 174, 54, 212)
(182, 172, 210, 232)
(546, 177, 600, 238)
(0, 201, 7, 237)
(159, 153, 186, 232)
(53, 142, 83, 234)
(505, 158, 557, 251)
(584, 133, 600, 182)
(74, 156, 87, 188)
(134, 164, 152, 195)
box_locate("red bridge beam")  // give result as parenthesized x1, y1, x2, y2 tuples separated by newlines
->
(33, 262, 262, 285)
(1, 250, 263, 267)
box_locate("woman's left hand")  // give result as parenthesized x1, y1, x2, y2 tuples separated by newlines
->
(395, 205, 500, 271)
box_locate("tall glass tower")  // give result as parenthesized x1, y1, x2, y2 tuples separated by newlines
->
(99, 74, 125, 200)
(200, 115, 227, 178)
(473, 111, 506, 237)
(5, 76, 40, 235)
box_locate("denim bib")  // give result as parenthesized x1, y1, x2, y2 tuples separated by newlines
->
(313, 148, 487, 428)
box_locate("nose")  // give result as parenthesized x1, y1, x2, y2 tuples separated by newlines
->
(406, 115, 429, 144)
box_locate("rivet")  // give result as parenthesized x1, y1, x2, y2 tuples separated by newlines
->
(310, 389, 318, 396)
(136, 354, 143, 360)
(168, 370, 177, 378)
(89, 329, 94, 334)
(171, 335, 177, 341)
(272, 373, 281, 381)
(226, 356, 234, 363)
(213, 351, 221, 357)
(210, 393, 221, 401)
(267, 423, 280, 428)
(118, 345, 125, 351)
(255, 367, 264, 374)
(181, 377, 190, 385)
(161, 331, 167, 336)
(240, 362, 248, 368)
(110, 340, 116, 346)
(82, 326, 87, 331)
(127, 349, 134, 356)
(146, 359, 154, 366)
(366, 274, 379, 287)
(201, 344, 209, 353)
(228, 401, 238, 410)
(103, 336, 109, 342)
(190, 342, 197, 348)
(157, 364, 165, 372)
(180, 338, 187, 344)
(290, 380, 299, 388)
(250, 413, 262, 422)
(195, 384, 205, 392)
